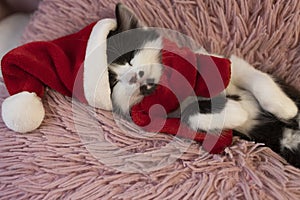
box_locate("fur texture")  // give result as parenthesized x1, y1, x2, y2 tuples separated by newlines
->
(107, 4, 163, 116)
(2, 1, 300, 199)
(108, 4, 300, 168)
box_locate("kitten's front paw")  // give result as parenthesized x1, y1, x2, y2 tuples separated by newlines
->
(187, 100, 248, 132)
(250, 73, 298, 120)
(222, 100, 249, 129)
(257, 86, 298, 121)
(267, 98, 298, 121)
(280, 129, 300, 168)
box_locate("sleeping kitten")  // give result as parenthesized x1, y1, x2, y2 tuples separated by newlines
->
(106, 4, 162, 117)
(107, 4, 300, 168)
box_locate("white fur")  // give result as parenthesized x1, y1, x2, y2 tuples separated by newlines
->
(111, 37, 298, 140)
(226, 83, 260, 134)
(230, 55, 298, 120)
(112, 43, 298, 135)
(188, 99, 248, 131)
(281, 128, 300, 150)
(112, 81, 144, 115)
(195, 47, 223, 58)
(182, 53, 298, 136)
(109, 7, 300, 164)
(2, 92, 45, 133)
(111, 38, 163, 114)
(132, 39, 163, 66)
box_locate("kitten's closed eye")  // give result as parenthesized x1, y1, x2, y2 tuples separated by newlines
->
(108, 50, 135, 66)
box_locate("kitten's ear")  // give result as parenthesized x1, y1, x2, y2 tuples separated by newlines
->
(115, 3, 142, 31)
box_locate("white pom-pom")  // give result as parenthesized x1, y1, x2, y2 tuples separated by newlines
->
(2, 91, 45, 133)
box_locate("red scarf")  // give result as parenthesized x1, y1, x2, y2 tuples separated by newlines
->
(131, 39, 232, 153)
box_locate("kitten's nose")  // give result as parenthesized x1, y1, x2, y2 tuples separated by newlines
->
(138, 71, 144, 78)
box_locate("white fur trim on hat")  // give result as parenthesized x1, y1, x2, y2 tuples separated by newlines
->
(84, 18, 117, 110)
(2, 91, 45, 133)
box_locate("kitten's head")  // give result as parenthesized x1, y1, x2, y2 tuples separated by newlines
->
(107, 4, 163, 115)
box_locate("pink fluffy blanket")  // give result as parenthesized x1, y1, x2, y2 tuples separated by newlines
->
(1, 0, 300, 199)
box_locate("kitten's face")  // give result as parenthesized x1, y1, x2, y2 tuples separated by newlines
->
(107, 4, 163, 115)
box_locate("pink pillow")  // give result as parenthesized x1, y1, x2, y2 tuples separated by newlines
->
(21, 0, 227, 50)
(6, 0, 40, 12)
(22, 0, 300, 90)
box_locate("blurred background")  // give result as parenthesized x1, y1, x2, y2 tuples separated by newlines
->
(0, 0, 40, 77)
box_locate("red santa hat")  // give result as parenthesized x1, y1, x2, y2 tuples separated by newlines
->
(1, 18, 117, 133)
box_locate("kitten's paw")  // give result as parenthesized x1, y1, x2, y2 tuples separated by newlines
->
(280, 128, 300, 168)
(266, 98, 298, 120)
(187, 100, 248, 132)
(230, 54, 298, 120)
(223, 100, 249, 129)
(257, 86, 298, 121)
(188, 113, 214, 132)
(250, 73, 298, 120)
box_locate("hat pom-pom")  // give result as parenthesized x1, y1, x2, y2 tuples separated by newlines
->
(2, 91, 45, 133)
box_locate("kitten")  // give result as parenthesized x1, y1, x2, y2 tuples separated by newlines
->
(107, 4, 300, 168)
(107, 4, 162, 117)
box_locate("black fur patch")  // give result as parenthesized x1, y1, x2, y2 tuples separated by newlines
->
(280, 146, 300, 168)
(236, 110, 300, 168)
(226, 94, 241, 101)
(107, 29, 160, 65)
(247, 117, 285, 153)
(181, 95, 227, 125)
(108, 69, 118, 88)
(139, 84, 157, 96)
(107, 4, 160, 66)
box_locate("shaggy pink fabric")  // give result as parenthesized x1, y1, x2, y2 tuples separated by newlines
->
(1, 0, 300, 199)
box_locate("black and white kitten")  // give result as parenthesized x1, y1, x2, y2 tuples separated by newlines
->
(106, 5, 162, 116)
(107, 4, 300, 168)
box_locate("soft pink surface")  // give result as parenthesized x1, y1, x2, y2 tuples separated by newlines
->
(1, 0, 300, 199)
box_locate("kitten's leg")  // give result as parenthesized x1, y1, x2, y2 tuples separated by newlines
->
(280, 124, 300, 168)
(184, 98, 248, 132)
(230, 55, 298, 120)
